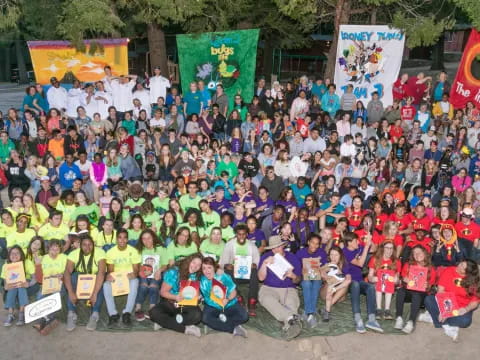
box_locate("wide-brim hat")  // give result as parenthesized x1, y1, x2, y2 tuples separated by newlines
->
(265, 235, 288, 250)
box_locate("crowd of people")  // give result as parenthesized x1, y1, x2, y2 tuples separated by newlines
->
(0, 66, 479, 342)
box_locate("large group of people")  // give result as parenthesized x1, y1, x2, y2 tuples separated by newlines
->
(0, 67, 478, 342)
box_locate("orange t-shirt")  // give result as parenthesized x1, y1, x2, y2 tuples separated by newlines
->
(48, 138, 64, 159)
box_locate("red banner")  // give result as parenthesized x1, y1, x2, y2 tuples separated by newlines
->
(450, 29, 480, 108)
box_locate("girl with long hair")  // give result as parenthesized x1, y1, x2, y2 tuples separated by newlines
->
(166, 227, 198, 266)
(127, 214, 146, 247)
(291, 208, 315, 247)
(22, 193, 49, 231)
(159, 211, 177, 247)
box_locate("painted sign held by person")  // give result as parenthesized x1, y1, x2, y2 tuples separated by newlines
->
(334, 25, 405, 106)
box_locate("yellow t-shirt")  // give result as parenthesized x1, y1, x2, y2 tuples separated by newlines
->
(67, 248, 106, 275)
(55, 202, 76, 226)
(24, 204, 50, 228)
(94, 231, 117, 248)
(106, 245, 141, 272)
(6, 229, 36, 252)
(38, 223, 70, 241)
(5, 207, 21, 220)
(41, 253, 68, 277)
(0, 223, 16, 238)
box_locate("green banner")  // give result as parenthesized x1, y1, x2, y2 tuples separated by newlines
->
(176, 29, 259, 105)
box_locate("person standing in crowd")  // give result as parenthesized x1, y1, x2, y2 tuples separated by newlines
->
(46, 77, 68, 112)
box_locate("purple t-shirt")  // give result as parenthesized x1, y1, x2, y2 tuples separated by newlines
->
(259, 251, 302, 288)
(255, 197, 275, 215)
(210, 199, 231, 214)
(276, 199, 297, 214)
(232, 215, 247, 227)
(247, 229, 266, 248)
(231, 138, 242, 154)
(295, 247, 328, 268)
(291, 220, 316, 246)
(231, 193, 255, 204)
(342, 246, 364, 282)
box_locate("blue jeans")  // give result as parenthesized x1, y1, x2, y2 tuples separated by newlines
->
(135, 278, 161, 306)
(67, 272, 105, 313)
(5, 287, 28, 309)
(424, 294, 476, 328)
(350, 280, 376, 316)
(301, 280, 322, 315)
(202, 303, 249, 333)
(103, 278, 139, 316)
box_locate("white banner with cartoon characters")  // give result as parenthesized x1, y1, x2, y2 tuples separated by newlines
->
(334, 25, 405, 106)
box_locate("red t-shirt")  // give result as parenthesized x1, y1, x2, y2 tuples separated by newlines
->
(411, 215, 431, 231)
(373, 233, 404, 247)
(332, 229, 342, 246)
(389, 126, 403, 141)
(454, 221, 480, 242)
(401, 105, 416, 122)
(438, 266, 479, 308)
(432, 217, 456, 228)
(405, 233, 432, 252)
(401, 263, 436, 289)
(389, 213, 412, 231)
(354, 229, 375, 247)
(374, 213, 389, 232)
(296, 119, 309, 138)
(392, 79, 408, 101)
(368, 257, 401, 273)
(346, 208, 366, 229)
(406, 77, 427, 105)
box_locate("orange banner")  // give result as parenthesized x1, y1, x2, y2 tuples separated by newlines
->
(27, 38, 129, 84)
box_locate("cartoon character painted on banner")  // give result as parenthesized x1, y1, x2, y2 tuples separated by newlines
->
(338, 41, 386, 84)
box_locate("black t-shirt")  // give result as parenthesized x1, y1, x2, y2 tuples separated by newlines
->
(238, 159, 260, 177)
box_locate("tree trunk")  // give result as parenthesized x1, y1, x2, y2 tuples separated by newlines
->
(2, 46, 11, 82)
(15, 36, 28, 84)
(430, 32, 445, 71)
(147, 23, 169, 76)
(370, 8, 377, 25)
(262, 39, 274, 80)
(324, 0, 351, 80)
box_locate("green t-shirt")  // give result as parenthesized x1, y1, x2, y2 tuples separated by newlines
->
(216, 161, 238, 178)
(166, 242, 198, 263)
(70, 203, 101, 226)
(179, 194, 201, 213)
(127, 229, 142, 243)
(235, 241, 249, 256)
(122, 119, 136, 135)
(56, 202, 76, 225)
(151, 197, 169, 214)
(202, 211, 221, 229)
(142, 212, 161, 230)
(124, 198, 145, 215)
(141, 246, 169, 267)
(199, 240, 225, 260)
(219, 225, 235, 243)
(178, 223, 206, 239)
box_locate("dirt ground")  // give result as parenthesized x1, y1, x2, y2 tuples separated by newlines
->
(0, 310, 478, 360)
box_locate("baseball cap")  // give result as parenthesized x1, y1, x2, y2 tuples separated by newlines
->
(40, 176, 50, 182)
(50, 77, 58, 83)
(429, 126, 436, 132)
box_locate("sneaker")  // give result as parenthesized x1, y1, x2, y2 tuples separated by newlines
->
(306, 314, 318, 329)
(135, 310, 145, 322)
(248, 298, 257, 317)
(122, 312, 132, 327)
(384, 310, 393, 320)
(3, 313, 15, 327)
(108, 314, 120, 328)
(366, 320, 384, 333)
(322, 308, 330, 323)
(375, 309, 383, 320)
(233, 325, 248, 338)
(185, 325, 201, 337)
(40, 318, 59, 335)
(417, 311, 433, 324)
(442, 324, 459, 342)
(402, 320, 414, 334)
(153, 323, 162, 331)
(66, 311, 77, 332)
(16, 311, 25, 326)
(86, 312, 99, 331)
(355, 319, 366, 334)
(394, 316, 404, 330)
(282, 317, 302, 341)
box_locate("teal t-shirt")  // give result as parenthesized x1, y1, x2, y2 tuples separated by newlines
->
(163, 266, 198, 295)
(184, 91, 202, 115)
(200, 273, 237, 309)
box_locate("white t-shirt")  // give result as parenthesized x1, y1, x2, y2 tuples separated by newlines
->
(66, 88, 83, 118)
(149, 117, 166, 129)
(111, 80, 135, 112)
(47, 86, 68, 111)
(149, 75, 171, 104)
(340, 143, 356, 157)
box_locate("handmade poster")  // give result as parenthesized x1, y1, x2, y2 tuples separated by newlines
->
(42, 276, 62, 295)
(302, 257, 322, 281)
(450, 29, 480, 109)
(27, 39, 129, 84)
(177, 29, 259, 106)
(76, 275, 96, 299)
(111, 271, 130, 296)
(178, 280, 200, 306)
(234, 255, 252, 279)
(267, 253, 293, 280)
(4, 262, 26, 286)
(322, 263, 347, 287)
(211, 278, 227, 307)
(407, 265, 428, 292)
(334, 25, 405, 106)
(376, 269, 396, 294)
(25, 292, 62, 324)
(436, 292, 460, 319)
(140, 254, 160, 279)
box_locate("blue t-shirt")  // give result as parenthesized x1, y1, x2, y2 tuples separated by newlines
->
(163, 267, 198, 295)
(433, 83, 444, 102)
(342, 247, 364, 282)
(291, 184, 312, 207)
(184, 91, 202, 115)
(200, 273, 237, 309)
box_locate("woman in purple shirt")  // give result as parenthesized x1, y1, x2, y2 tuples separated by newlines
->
(246, 216, 267, 253)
